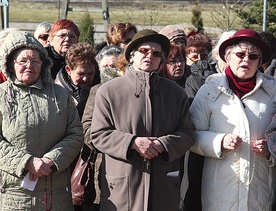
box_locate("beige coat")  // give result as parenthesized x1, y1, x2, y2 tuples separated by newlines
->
(91, 67, 195, 211)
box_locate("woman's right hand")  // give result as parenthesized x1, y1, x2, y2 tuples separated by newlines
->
(222, 134, 242, 150)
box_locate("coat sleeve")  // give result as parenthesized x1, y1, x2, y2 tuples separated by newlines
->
(43, 95, 83, 172)
(158, 93, 195, 162)
(0, 113, 33, 177)
(189, 85, 226, 158)
(266, 113, 276, 161)
(81, 85, 99, 148)
(90, 89, 136, 160)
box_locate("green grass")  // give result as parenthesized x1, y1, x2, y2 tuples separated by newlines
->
(9, 0, 245, 39)
(9, 1, 242, 28)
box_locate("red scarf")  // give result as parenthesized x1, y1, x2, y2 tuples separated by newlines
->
(225, 66, 256, 99)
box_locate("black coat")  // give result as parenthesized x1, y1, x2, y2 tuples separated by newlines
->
(46, 46, 66, 80)
(185, 60, 217, 104)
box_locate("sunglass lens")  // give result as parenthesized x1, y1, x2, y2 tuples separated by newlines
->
(138, 48, 161, 58)
(39, 34, 49, 41)
(235, 52, 259, 60)
(248, 54, 259, 60)
(152, 52, 161, 57)
(235, 52, 246, 59)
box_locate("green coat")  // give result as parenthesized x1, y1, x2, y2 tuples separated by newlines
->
(0, 31, 83, 210)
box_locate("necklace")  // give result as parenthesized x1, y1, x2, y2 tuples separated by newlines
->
(233, 140, 256, 185)
(44, 173, 52, 211)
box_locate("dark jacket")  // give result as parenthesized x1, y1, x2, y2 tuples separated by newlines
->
(46, 46, 66, 80)
(55, 67, 95, 119)
(185, 60, 217, 104)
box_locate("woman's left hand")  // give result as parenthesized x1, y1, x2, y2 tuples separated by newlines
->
(251, 139, 270, 157)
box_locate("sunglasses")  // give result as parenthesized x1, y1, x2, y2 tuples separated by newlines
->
(231, 52, 260, 61)
(137, 48, 162, 58)
(38, 34, 49, 41)
(121, 38, 132, 45)
(187, 53, 199, 62)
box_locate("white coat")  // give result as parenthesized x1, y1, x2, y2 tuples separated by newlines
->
(189, 71, 276, 211)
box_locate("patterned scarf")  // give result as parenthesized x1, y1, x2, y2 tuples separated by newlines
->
(225, 66, 256, 99)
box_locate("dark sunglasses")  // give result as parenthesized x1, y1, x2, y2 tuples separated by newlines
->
(231, 52, 260, 61)
(137, 48, 162, 58)
(121, 38, 132, 45)
(38, 34, 49, 41)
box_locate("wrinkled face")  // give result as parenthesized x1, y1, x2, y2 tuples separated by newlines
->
(50, 29, 78, 57)
(66, 63, 95, 88)
(226, 43, 261, 79)
(13, 48, 42, 85)
(99, 55, 118, 71)
(131, 42, 162, 72)
(165, 56, 185, 81)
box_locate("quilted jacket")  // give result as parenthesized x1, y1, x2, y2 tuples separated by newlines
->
(0, 31, 83, 210)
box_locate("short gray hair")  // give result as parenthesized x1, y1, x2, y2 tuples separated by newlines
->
(95, 45, 123, 64)
(34, 22, 52, 39)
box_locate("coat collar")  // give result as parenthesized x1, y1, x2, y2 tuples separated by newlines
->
(12, 74, 43, 90)
(126, 65, 160, 98)
(205, 71, 276, 102)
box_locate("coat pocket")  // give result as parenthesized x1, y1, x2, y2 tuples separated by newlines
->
(102, 174, 129, 211)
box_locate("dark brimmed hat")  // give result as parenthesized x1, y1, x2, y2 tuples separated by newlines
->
(219, 28, 271, 64)
(124, 29, 170, 61)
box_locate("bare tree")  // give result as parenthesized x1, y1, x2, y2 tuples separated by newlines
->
(210, 0, 250, 31)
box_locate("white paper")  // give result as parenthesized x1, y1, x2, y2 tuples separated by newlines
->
(166, 170, 179, 177)
(21, 172, 38, 191)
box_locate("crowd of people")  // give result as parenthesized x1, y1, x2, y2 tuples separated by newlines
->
(0, 17, 275, 211)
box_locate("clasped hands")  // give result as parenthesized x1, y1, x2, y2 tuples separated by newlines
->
(131, 137, 165, 159)
(222, 134, 270, 157)
(25, 157, 54, 181)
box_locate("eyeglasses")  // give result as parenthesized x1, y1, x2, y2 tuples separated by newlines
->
(167, 57, 185, 65)
(38, 34, 49, 41)
(14, 59, 42, 67)
(54, 33, 78, 40)
(231, 52, 260, 61)
(137, 48, 162, 58)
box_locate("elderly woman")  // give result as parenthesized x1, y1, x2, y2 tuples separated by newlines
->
(46, 19, 80, 79)
(90, 29, 195, 211)
(189, 28, 276, 210)
(0, 31, 83, 210)
(95, 45, 123, 72)
(34, 22, 52, 47)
